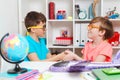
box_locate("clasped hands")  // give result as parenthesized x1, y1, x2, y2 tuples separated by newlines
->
(61, 50, 82, 61)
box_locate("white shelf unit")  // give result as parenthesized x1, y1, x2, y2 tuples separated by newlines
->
(74, 0, 101, 20)
(47, 0, 73, 20)
(101, 0, 120, 16)
(47, 21, 73, 47)
(18, 0, 120, 56)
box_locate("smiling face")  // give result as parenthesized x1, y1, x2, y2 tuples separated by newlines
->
(87, 22, 103, 40)
(88, 17, 114, 40)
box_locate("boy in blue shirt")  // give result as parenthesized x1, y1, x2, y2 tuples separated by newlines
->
(24, 11, 81, 61)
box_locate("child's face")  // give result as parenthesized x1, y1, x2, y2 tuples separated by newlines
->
(33, 22, 46, 37)
(87, 22, 101, 40)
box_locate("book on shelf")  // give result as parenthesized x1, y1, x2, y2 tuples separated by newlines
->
(75, 23, 81, 46)
(79, 23, 89, 46)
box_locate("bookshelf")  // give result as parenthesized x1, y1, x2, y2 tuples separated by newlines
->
(18, 0, 120, 56)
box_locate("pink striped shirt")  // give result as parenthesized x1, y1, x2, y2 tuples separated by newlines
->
(81, 41, 113, 62)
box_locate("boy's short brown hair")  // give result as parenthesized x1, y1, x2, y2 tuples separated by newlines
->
(25, 11, 46, 32)
(90, 17, 114, 40)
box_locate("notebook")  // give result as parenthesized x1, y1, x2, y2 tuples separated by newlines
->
(92, 68, 120, 80)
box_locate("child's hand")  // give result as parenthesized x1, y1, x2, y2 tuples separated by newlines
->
(64, 50, 74, 54)
(63, 50, 83, 61)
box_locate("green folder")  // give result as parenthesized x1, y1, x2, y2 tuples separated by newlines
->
(92, 68, 120, 80)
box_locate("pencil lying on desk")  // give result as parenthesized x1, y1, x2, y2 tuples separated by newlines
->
(16, 69, 39, 80)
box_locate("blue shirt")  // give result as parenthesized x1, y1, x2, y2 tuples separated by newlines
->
(24, 35, 49, 61)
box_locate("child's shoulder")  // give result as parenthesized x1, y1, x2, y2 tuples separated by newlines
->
(25, 35, 32, 40)
(25, 35, 35, 43)
(102, 41, 112, 47)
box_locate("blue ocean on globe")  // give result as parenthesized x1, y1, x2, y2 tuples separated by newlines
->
(1, 34, 29, 62)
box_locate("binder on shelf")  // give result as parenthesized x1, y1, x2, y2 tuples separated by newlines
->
(79, 23, 89, 46)
(75, 23, 81, 46)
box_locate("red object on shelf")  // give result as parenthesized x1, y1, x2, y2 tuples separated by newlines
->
(61, 10, 66, 19)
(55, 37, 73, 45)
(108, 32, 119, 46)
(119, 33, 120, 44)
(49, 2, 55, 19)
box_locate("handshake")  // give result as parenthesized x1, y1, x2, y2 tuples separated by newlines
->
(60, 50, 83, 61)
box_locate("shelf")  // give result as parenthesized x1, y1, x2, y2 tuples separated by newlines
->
(48, 19, 73, 22)
(75, 19, 91, 21)
(109, 19, 120, 21)
(112, 45, 120, 49)
(75, 19, 120, 22)
(73, 45, 120, 49)
(48, 45, 73, 48)
(73, 46, 84, 48)
(18, 0, 120, 54)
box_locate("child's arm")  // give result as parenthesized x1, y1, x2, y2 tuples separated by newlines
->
(27, 53, 40, 61)
(63, 50, 83, 61)
(27, 52, 65, 62)
(47, 50, 83, 61)
(28, 52, 66, 61)
(94, 54, 106, 62)
(46, 52, 66, 61)
(27, 51, 82, 62)
(46, 53, 56, 59)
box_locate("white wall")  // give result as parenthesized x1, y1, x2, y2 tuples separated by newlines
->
(0, 0, 19, 72)
(0, 0, 19, 39)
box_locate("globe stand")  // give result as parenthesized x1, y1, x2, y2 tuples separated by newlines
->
(7, 63, 27, 74)
(0, 33, 28, 74)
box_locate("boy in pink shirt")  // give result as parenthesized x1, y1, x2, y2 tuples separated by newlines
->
(64, 17, 114, 62)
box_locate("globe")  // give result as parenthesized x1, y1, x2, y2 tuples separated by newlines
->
(1, 33, 29, 62)
(0, 33, 29, 74)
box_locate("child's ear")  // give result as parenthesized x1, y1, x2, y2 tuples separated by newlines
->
(31, 28, 36, 33)
(99, 30, 106, 37)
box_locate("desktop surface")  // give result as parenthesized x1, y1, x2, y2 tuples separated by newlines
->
(0, 61, 97, 80)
